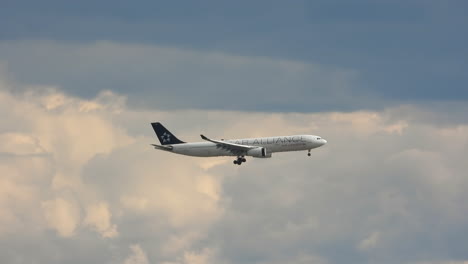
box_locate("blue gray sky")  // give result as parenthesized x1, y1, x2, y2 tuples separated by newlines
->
(1, 0, 467, 111)
(1, 1, 468, 264)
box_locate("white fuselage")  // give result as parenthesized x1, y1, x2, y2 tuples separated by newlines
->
(169, 135, 327, 157)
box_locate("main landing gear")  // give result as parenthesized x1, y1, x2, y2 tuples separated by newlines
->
(307, 149, 311, 156)
(233, 156, 247, 165)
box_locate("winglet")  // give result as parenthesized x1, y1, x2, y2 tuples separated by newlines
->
(200, 134, 209, 140)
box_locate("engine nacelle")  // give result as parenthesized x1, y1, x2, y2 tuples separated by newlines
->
(247, 147, 272, 158)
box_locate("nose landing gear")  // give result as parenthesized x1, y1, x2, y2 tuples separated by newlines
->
(233, 156, 247, 165)
(307, 149, 311, 156)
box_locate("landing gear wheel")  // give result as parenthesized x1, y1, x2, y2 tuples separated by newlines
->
(234, 156, 246, 165)
(308, 150, 311, 156)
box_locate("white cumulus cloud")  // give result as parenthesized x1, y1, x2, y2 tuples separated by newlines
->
(1, 69, 468, 264)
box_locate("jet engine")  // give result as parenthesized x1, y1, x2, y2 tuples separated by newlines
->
(247, 147, 272, 158)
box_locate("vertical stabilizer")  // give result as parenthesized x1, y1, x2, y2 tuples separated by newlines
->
(151, 122, 185, 145)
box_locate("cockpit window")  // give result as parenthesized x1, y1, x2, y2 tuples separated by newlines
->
(317, 137, 321, 140)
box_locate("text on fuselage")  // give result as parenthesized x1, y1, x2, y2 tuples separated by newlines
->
(231, 136, 306, 145)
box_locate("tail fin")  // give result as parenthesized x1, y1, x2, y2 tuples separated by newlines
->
(151, 122, 185, 145)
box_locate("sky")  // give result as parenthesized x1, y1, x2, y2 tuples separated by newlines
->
(1, 1, 468, 264)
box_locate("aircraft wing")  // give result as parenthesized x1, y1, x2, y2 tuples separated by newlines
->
(201, 134, 256, 156)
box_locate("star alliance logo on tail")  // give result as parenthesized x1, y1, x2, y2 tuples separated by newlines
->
(161, 132, 171, 143)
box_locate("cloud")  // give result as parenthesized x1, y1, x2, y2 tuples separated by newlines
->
(2, 1, 467, 107)
(42, 198, 81, 237)
(0, 40, 366, 112)
(411, 260, 468, 264)
(84, 201, 118, 238)
(1, 72, 468, 263)
(0, 73, 225, 263)
(180, 248, 218, 264)
(358, 231, 381, 251)
(124, 244, 149, 264)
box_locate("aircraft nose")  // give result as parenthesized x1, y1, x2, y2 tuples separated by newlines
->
(321, 139, 327, 145)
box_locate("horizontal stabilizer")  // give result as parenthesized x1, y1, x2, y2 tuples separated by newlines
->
(151, 144, 173, 151)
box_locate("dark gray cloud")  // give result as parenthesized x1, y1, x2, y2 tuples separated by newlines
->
(0, 41, 370, 112)
(1, 0, 467, 107)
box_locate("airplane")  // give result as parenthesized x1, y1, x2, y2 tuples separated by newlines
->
(150, 122, 327, 165)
